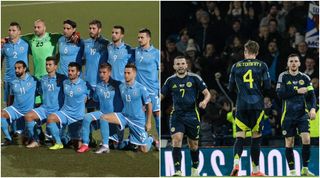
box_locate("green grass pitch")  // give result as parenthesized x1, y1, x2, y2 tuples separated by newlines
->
(1, 1, 160, 177)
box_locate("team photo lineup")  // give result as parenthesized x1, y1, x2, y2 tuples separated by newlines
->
(1, 1, 160, 177)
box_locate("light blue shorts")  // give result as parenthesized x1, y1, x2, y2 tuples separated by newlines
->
(53, 111, 83, 139)
(114, 113, 148, 145)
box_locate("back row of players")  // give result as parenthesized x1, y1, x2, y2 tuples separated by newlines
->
(1, 19, 160, 153)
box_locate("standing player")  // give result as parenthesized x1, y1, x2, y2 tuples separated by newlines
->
(99, 64, 154, 153)
(1, 61, 38, 145)
(161, 56, 211, 176)
(57, 19, 84, 76)
(77, 63, 123, 153)
(46, 62, 91, 150)
(228, 40, 271, 176)
(24, 57, 66, 148)
(21, 19, 61, 80)
(276, 54, 316, 176)
(2, 22, 29, 106)
(107, 25, 134, 82)
(135, 28, 160, 139)
(83, 19, 109, 112)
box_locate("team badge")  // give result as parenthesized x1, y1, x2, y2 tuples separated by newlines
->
(27, 82, 31, 87)
(171, 127, 175, 133)
(299, 80, 304, 85)
(282, 130, 287, 136)
(20, 47, 24, 51)
(133, 91, 137, 96)
(77, 87, 81, 92)
(186, 82, 192, 87)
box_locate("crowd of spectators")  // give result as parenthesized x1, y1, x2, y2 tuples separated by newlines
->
(161, 1, 319, 147)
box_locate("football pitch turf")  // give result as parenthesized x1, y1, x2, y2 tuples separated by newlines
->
(1, 1, 160, 177)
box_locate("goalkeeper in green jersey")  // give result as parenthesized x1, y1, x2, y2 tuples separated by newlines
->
(21, 19, 61, 104)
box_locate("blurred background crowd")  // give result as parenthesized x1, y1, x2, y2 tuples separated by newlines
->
(161, 1, 319, 147)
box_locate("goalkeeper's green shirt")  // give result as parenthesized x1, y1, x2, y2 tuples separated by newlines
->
(22, 32, 61, 79)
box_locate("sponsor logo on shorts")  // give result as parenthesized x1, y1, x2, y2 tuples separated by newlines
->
(171, 127, 175, 133)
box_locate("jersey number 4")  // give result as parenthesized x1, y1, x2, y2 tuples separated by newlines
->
(243, 70, 254, 88)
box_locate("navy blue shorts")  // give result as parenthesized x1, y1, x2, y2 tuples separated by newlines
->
(281, 114, 310, 137)
(235, 110, 264, 132)
(170, 113, 200, 140)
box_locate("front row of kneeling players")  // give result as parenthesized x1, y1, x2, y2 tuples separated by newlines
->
(1, 58, 156, 153)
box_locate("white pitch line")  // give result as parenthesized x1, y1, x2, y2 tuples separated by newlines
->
(1, 2, 72, 7)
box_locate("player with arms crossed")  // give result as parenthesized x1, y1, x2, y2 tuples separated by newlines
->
(228, 40, 271, 176)
(276, 54, 317, 176)
(161, 56, 211, 176)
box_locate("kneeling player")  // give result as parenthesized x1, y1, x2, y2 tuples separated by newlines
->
(99, 64, 154, 153)
(77, 63, 123, 153)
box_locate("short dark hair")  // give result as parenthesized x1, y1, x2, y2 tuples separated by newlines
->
(174, 56, 186, 61)
(125, 63, 137, 71)
(10, 22, 21, 30)
(68, 62, 81, 71)
(15, 60, 27, 68)
(244, 40, 259, 55)
(113, 25, 125, 34)
(287, 53, 300, 61)
(89, 20, 102, 28)
(139, 28, 151, 37)
(99, 63, 112, 71)
(268, 19, 278, 25)
(46, 56, 58, 65)
(63, 19, 77, 28)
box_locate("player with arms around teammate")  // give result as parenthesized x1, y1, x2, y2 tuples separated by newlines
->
(161, 56, 211, 176)
(276, 54, 317, 176)
(83, 20, 109, 112)
(46, 62, 91, 150)
(99, 64, 155, 153)
(228, 40, 271, 176)
(57, 20, 84, 76)
(77, 63, 123, 153)
(107, 25, 134, 82)
(21, 19, 61, 79)
(135, 28, 160, 141)
(2, 22, 29, 108)
(1, 61, 39, 145)
(24, 57, 66, 148)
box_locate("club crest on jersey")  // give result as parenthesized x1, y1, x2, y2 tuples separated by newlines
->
(20, 47, 24, 51)
(299, 80, 304, 85)
(27, 82, 31, 87)
(77, 87, 81, 92)
(133, 91, 137, 96)
(186, 82, 192, 87)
